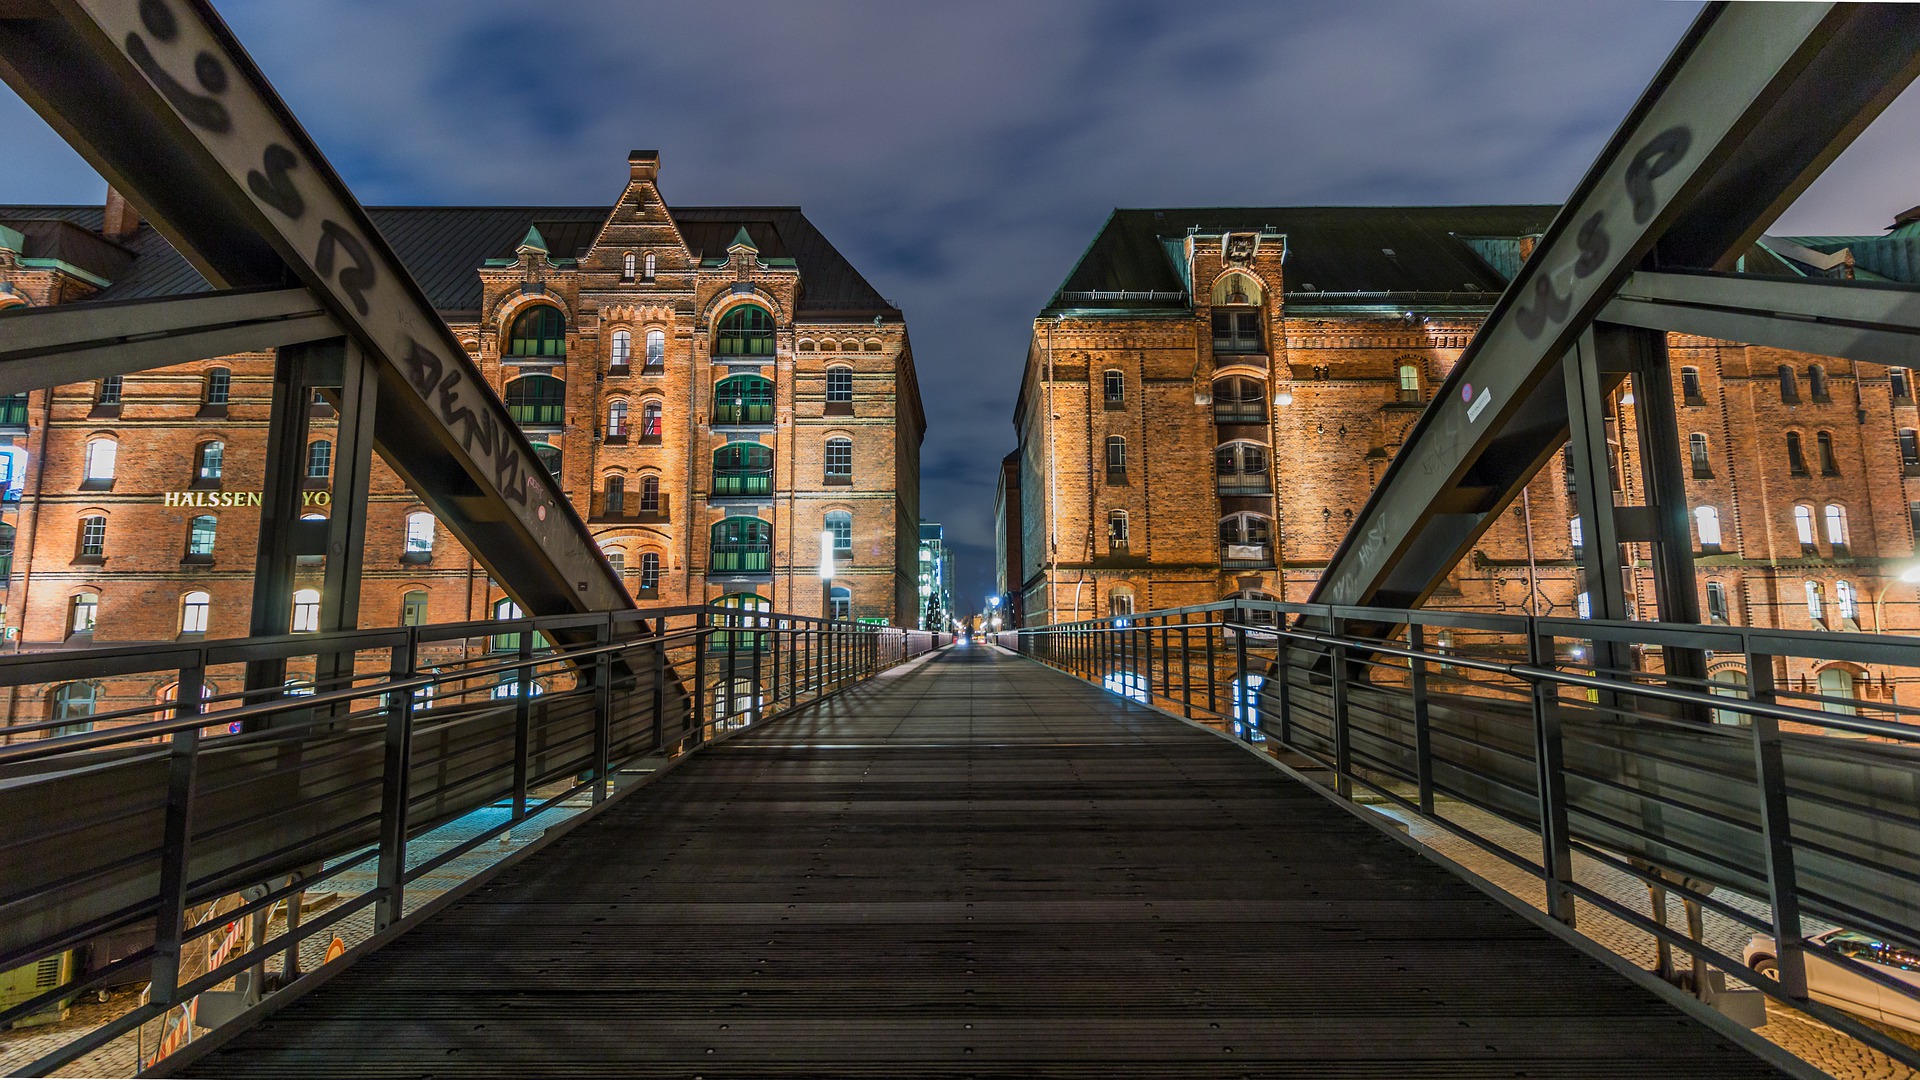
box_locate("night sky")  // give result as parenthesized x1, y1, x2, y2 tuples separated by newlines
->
(4, 0, 1916, 612)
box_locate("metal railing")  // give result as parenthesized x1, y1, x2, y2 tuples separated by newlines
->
(0, 607, 934, 1075)
(1017, 599, 1920, 1072)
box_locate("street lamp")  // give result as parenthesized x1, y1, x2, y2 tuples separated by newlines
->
(818, 529, 835, 621)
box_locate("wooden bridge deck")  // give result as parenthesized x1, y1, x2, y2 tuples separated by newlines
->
(177, 645, 1786, 1078)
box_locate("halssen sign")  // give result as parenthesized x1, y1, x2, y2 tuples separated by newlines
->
(162, 490, 332, 508)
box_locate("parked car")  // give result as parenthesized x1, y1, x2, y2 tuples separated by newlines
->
(1746, 928, 1920, 1033)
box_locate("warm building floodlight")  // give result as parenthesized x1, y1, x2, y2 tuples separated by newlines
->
(819, 530, 836, 581)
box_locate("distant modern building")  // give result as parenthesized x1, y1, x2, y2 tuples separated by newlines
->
(917, 521, 953, 631)
(0, 152, 928, 733)
(993, 450, 1022, 627)
(1003, 203, 1920, 710)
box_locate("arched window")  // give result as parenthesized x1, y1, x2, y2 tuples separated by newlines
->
(610, 329, 632, 370)
(50, 682, 97, 737)
(77, 515, 106, 559)
(1805, 580, 1825, 623)
(716, 305, 775, 358)
(1689, 433, 1710, 477)
(186, 515, 217, 558)
(1103, 370, 1125, 407)
(1711, 668, 1748, 724)
(195, 441, 225, 482)
(401, 590, 429, 626)
(639, 474, 660, 513)
(712, 593, 770, 653)
(1694, 505, 1722, 549)
(824, 437, 853, 482)
(1108, 509, 1129, 548)
(622, 252, 636, 280)
(1836, 580, 1858, 622)
(714, 375, 775, 424)
(1108, 584, 1135, 618)
(645, 328, 665, 368)
(713, 443, 773, 496)
(181, 590, 210, 634)
(829, 585, 852, 621)
(69, 592, 98, 635)
(602, 545, 625, 577)
(1818, 666, 1858, 716)
(603, 474, 625, 513)
(83, 437, 116, 484)
(1210, 272, 1264, 307)
(1825, 504, 1849, 550)
(404, 511, 435, 559)
(532, 442, 562, 476)
(1215, 442, 1270, 495)
(1808, 364, 1829, 401)
(606, 399, 629, 438)
(504, 375, 565, 425)
(1816, 431, 1838, 476)
(639, 552, 661, 593)
(507, 305, 566, 358)
(1219, 513, 1273, 566)
(1212, 375, 1266, 423)
(641, 400, 662, 439)
(204, 367, 230, 407)
(307, 439, 332, 480)
(291, 588, 321, 633)
(1398, 363, 1420, 402)
(710, 517, 772, 572)
(827, 366, 854, 406)
(1105, 436, 1127, 475)
(644, 253, 656, 279)
(1778, 364, 1798, 404)
(490, 597, 527, 653)
(1785, 431, 1808, 476)
(825, 509, 853, 558)
(1211, 274, 1264, 355)
(1793, 505, 1817, 550)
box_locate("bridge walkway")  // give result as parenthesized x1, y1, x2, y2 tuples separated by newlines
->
(174, 646, 1786, 1078)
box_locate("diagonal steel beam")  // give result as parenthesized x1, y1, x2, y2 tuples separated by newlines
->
(0, 0, 628, 615)
(1315, 2, 1920, 615)
(1603, 270, 1920, 368)
(0, 286, 335, 392)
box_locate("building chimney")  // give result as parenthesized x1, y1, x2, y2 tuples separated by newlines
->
(629, 150, 659, 184)
(102, 187, 139, 241)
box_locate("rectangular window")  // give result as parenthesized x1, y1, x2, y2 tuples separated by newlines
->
(1689, 434, 1710, 478)
(1103, 371, 1125, 407)
(1895, 368, 1913, 402)
(1106, 437, 1126, 473)
(827, 368, 854, 403)
(1681, 367, 1702, 402)
(824, 440, 853, 478)
(98, 376, 122, 407)
(1805, 581, 1824, 623)
(205, 369, 230, 406)
(79, 517, 105, 558)
(70, 595, 97, 634)
(181, 596, 210, 634)
(1706, 582, 1729, 624)
(402, 593, 429, 626)
(1904, 429, 1920, 470)
(187, 517, 216, 556)
(1108, 511, 1129, 547)
(1211, 309, 1262, 354)
(307, 441, 332, 480)
(640, 553, 661, 591)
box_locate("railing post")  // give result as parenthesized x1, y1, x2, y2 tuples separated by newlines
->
(1329, 617, 1352, 797)
(650, 619, 666, 753)
(1530, 629, 1577, 926)
(692, 610, 707, 745)
(770, 619, 783, 710)
(1276, 619, 1293, 748)
(375, 641, 417, 931)
(1179, 619, 1193, 719)
(1234, 612, 1250, 740)
(1747, 649, 1808, 997)
(1206, 613, 1218, 716)
(512, 629, 534, 819)
(1409, 623, 1434, 815)
(749, 614, 764, 727)
(151, 663, 205, 1006)
(725, 609, 742, 725)
(592, 617, 613, 803)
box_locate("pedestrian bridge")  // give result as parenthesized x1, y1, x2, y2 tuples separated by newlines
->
(154, 645, 1788, 1078)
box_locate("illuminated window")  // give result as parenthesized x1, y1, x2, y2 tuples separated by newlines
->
(69, 592, 97, 635)
(603, 547, 625, 577)
(1694, 506, 1722, 549)
(714, 375, 774, 424)
(1577, 592, 1592, 620)
(405, 512, 435, 557)
(1398, 363, 1419, 402)
(78, 516, 105, 558)
(181, 591, 210, 634)
(610, 329, 631, 369)
(196, 441, 224, 482)
(84, 438, 116, 482)
(645, 328, 665, 368)
(1570, 516, 1584, 549)
(639, 552, 661, 591)
(825, 510, 853, 557)
(715, 305, 774, 358)
(1836, 580, 1858, 621)
(1108, 585, 1134, 617)
(186, 515, 217, 557)
(607, 400, 629, 438)
(401, 590, 429, 626)
(1894, 368, 1913, 401)
(1825, 504, 1849, 550)
(291, 588, 321, 633)
(1805, 580, 1824, 623)
(1103, 370, 1125, 406)
(1794, 505, 1816, 550)
(1108, 510, 1129, 547)
(824, 437, 853, 481)
(507, 305, 566, 358)
(829, 585, 852, 621)
(622, 252, 636, 280)
(505, 375, 565, 425)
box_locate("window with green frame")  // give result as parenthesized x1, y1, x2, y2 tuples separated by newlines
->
(713, 375, 775, 425)
(710, 517, 772, 573)
(506, 375, 566, 425)
(532, 442, 562, 477)
(711, 592, 770, 651)
(507, 305, 567, 358)
(715, 305, 774, 357)
(712, 442, 773, 497)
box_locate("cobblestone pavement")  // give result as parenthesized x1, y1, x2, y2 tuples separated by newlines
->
(0, 798, 587, 1078)
(1368, 794, 1920, 1080)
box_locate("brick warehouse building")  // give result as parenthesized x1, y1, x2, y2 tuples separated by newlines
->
(1000, 205, 1920, 710)
(0, 152, 925, 732)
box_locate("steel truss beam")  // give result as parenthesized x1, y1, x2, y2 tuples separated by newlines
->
(0, 287, 334, 393)
(0, 0, 628, 615)
(1604, 270, 1920, 367)
(1315, 2, 1920, 619)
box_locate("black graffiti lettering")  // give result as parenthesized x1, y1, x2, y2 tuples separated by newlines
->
(401, 339, 444, 398)
(139, 0, 177, 41)
(1515, 272, 1573, 340)
(194, 52, 226, 94)
(1573, 212, 1610, 277)
(247, 144, 304, 220)
(1625, 126, 1691, 225)
(125, 33, 230, 133)
(315, 221, 375, 316)
(494, 451, 529, 507)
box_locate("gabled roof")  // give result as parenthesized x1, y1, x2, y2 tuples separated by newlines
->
(0, 203, 900, 320)
(1046, 206, 1559, 312)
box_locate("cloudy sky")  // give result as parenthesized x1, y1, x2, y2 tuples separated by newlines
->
(4, 0, 1916, 609)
